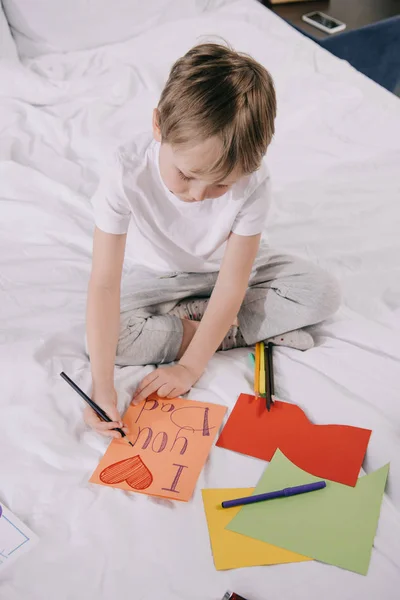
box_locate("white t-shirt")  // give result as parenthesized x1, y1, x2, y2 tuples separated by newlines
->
(92, 134, 271, 273)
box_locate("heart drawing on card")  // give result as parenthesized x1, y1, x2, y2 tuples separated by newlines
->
(99, 455, 153, 490)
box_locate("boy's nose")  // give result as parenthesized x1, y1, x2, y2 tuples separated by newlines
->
(190, 184, 207, 202)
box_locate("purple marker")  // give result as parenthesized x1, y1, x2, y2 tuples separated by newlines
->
(221, 481, 326, 509)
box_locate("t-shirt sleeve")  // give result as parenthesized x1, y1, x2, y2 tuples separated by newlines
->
(231, 164, 271, 237)
(91, 154, 131, 235)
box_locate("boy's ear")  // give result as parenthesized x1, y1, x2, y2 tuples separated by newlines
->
(152, 109, 162, 142)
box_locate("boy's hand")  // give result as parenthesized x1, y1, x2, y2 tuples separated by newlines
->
(84, 388, 129, 439)
(132, 364, 199, 405)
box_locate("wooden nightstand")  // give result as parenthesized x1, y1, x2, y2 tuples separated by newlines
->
(260, 0, 400, 40)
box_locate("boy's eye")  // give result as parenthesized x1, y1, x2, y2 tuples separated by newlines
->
(178, 170, 191, 182)
(217, 184, 228, 189)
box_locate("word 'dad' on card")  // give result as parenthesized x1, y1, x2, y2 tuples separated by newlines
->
(90, 396, 227, 501)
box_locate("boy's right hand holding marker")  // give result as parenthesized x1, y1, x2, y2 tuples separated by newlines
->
(83, 387, 129, 439)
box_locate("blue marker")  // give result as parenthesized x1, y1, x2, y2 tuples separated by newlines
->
(221, 481, 326, 509)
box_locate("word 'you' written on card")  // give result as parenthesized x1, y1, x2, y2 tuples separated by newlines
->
(90, 396, 227, 502)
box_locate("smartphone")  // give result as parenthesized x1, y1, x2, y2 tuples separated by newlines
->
(302, 11, 346, 34)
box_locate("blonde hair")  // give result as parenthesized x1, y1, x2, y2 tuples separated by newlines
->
(157, 43, 277, 178)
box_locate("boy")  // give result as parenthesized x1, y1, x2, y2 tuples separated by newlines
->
(85, 43, 340, 438)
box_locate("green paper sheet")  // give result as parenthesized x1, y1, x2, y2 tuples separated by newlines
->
(226, 450, 389, 575)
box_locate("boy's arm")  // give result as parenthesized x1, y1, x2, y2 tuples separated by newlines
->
(132, 232, 260, 403)
(85, 227, 128, 437)
(180, 232, 261, 374)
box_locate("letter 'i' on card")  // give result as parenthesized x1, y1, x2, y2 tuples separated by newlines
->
(90, 395, 227, 501)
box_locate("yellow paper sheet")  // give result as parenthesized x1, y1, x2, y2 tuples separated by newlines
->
(201, 488, 311, 570)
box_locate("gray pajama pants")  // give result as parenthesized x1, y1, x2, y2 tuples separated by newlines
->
(116, 246, 340, 366)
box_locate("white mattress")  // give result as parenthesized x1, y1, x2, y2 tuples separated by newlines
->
(1, 1, 400, 598)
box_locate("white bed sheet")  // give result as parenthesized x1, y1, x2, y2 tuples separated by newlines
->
(1, 1, 400, 599)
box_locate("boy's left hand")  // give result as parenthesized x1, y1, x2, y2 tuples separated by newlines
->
(132, 363, 199, 405)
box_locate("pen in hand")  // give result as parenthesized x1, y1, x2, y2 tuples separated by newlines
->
(60, 371, 134, 446)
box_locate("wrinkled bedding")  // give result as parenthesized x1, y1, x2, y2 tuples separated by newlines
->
(1, 1, 400, 599)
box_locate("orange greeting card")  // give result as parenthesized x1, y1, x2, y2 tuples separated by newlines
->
(90, 396, 227, 502)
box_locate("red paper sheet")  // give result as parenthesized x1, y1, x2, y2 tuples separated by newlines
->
(216, 394, 371, 486)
